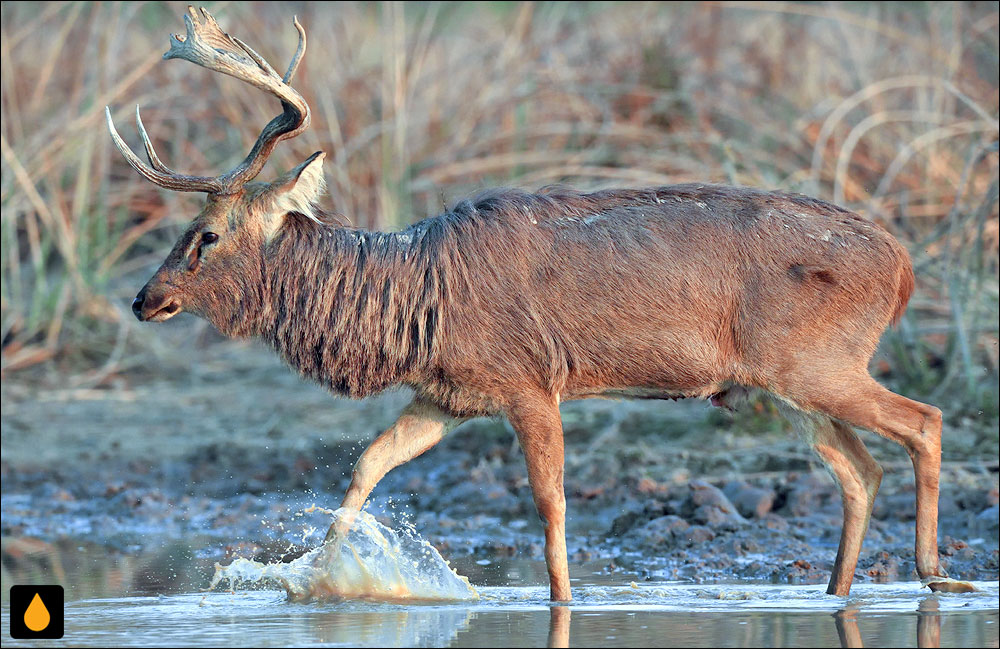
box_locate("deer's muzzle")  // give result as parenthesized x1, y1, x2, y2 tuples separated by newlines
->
(132, 285, 182, 322)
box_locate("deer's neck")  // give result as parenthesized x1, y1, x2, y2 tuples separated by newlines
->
(255, 222, 444, 398)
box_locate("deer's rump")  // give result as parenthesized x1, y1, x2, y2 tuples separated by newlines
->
(428, 185, 913, 412)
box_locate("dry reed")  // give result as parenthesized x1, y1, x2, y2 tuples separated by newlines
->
(1, 1, 996, 422)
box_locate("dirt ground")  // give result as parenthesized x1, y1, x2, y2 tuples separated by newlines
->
(2, 320, 998, 589)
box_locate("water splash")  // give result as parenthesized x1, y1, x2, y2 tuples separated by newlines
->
(210, 507, 478, 602)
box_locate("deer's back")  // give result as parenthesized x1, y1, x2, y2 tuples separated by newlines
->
(413, 185, 912, 415)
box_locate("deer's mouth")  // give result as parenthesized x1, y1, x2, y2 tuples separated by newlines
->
(145, 300, 182, 322)
(133, 293, 183, 322)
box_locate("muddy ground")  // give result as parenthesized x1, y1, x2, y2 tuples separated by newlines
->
(2, 325, 998, 591)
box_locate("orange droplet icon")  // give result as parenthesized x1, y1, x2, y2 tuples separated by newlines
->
(24, 592, 51, 632)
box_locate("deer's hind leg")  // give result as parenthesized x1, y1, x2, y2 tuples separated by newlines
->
(782, 408, 883, 596)
(786, 373, 975, 594)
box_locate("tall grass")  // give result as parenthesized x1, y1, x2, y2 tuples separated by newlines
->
(1, 2, 997, 422)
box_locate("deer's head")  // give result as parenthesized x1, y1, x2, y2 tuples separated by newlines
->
(107, 7, 323, 328)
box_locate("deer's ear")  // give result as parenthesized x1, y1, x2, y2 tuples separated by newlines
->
(255, 151, 326, 235)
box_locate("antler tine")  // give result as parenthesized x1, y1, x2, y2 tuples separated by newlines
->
(105, 106, 223, 193)
(134, 106, 173, 174)
(230, 34, 281, 80)
(163, 6, 310, 191)
(283, 17, 307, 84)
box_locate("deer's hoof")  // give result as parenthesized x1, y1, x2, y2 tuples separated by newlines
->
(924, 577, 976, 593)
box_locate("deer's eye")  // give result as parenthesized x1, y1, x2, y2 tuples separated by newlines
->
(202, 232, 219, 245)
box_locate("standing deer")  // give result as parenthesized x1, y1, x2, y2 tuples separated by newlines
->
(110, 7, 974, 601)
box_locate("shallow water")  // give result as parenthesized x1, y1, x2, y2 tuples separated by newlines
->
(2, 508, 1000, 647)
(2, 573, 997, 647)
(3, 509, 997, 646)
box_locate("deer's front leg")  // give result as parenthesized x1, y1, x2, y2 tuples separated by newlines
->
(325, 397, 460, 542)
(507, 393, 571, 602)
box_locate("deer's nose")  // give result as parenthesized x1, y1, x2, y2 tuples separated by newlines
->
(132, 289, 146, 321)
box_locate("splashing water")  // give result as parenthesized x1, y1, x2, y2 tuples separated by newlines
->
(209, 507, 478, 602)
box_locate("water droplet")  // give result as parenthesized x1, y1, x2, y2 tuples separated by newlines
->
(24, 592, 50, 632)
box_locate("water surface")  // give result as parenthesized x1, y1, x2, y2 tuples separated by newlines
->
(2, 576, 996, 647)
(2, 514, 996, 647)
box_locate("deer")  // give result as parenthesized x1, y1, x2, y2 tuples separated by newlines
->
(109, 7, 974, 601)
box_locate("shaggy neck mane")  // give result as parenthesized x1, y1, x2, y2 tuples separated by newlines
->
(250, 212, 446, 398)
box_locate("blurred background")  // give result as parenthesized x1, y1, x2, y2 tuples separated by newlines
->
(2, 1, 997, 413)
(1, 1, 997, 603)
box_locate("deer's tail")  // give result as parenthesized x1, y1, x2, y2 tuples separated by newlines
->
(891, 250, 915, 326)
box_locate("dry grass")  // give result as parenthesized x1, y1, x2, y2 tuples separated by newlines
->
(1, 2, 997, 421)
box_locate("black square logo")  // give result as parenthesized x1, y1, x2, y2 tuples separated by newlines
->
(9, 585, 64, 639)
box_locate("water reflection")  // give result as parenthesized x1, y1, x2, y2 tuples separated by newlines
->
(917, 598, 943, 649)
(833, 599, 943, 648)
(307, 607, 473, 646)
(833, 606, 864, 648)
(548, 605, 571, 648)
(1, 540, 995, 648)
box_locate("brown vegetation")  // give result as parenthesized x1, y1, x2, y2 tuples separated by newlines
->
(2, 3, 995, 425)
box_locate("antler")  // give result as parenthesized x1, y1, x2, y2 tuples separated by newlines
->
(106, 6, 310, 194)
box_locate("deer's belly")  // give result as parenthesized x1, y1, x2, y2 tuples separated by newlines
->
(563, 385, 722, 402)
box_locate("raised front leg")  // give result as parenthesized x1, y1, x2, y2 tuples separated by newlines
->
(506, 394, 571, 602)
(325, 397, 460, 542)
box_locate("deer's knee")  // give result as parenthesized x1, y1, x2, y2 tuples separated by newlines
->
(921, 406, 942, 438)
(533, 489, 566, 526)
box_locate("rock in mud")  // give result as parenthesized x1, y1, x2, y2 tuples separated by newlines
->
(609, 507, 647, 537)
(939, 537, 979, 565)
(692, 504, 745, 530)
(860, 550, 901, 581)
(773, 558, 831, 585)
(759, 513, 790, 532)
(781, 472, 836, 517)
(609, 499, 675, 537)
(722, 480, 775, 519)
(688, 480, 736, 510)
(630, 515, 690, 549)
(687, 480, 746, 529)
(676, 524, 715, 546)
